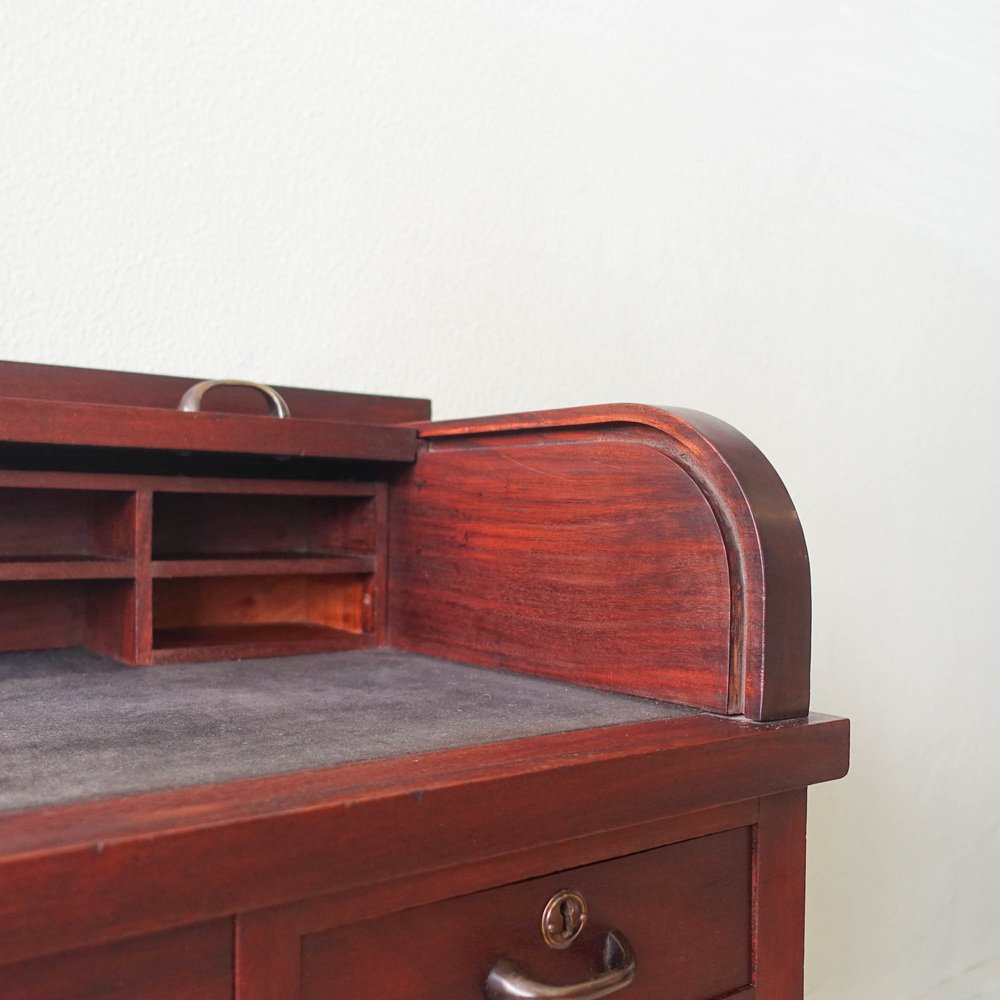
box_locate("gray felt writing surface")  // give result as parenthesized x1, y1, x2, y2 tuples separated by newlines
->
(0, 647, 690, 813)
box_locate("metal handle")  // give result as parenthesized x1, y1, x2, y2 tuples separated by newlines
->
(485, 929, 636, 1000)
(177, 380, 291, 418)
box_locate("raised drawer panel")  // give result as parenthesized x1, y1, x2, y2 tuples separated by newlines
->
(0, 920, 234, 1000)
(300, 827, 752, 1000)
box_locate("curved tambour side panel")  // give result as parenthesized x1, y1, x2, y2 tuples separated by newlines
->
(387, 405, 810, 721)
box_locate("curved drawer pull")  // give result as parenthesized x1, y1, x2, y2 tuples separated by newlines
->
(177, 380, 291, 418)
(485, 929, 636, 1000)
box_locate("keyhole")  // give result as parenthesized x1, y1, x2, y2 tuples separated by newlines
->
(541, 889, 588, 949)
(559, 898, 580, 937)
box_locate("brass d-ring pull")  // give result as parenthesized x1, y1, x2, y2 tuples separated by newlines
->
(485, 929, 636, 1000)
(177, 380, 291, 418)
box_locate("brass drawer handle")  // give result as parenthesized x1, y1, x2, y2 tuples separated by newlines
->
(177, 380, 291, 418)
(485, 929, 636, 999)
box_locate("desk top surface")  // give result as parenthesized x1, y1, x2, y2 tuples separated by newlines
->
(0, 647, 691, 814)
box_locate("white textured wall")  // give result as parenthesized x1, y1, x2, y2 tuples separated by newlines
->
(3, 3, 999, 996)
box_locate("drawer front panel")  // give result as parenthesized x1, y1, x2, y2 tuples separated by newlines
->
(0, 920, 233, 1000)
(300, 827, 752, 1000)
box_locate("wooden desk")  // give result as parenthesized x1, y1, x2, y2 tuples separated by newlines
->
(0, 362, 849, 999)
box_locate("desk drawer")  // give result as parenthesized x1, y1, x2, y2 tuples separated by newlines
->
(0, 920, 233, 1000)
(300, 827, 752, 1000)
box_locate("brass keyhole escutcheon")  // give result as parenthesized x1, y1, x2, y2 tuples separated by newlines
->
(540, 889, 588, 949)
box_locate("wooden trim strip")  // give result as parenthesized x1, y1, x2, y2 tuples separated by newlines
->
(0, 396, 418, 462)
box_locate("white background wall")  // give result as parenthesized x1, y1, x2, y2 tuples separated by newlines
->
(2, 3, 999, 996)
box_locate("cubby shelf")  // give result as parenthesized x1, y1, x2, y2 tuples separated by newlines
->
(0, 472, 385, 665)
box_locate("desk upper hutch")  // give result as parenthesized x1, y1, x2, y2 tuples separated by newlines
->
(0, 360, 849, 1000)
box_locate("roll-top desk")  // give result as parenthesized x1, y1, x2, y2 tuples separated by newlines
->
(0, 361, 849, 999)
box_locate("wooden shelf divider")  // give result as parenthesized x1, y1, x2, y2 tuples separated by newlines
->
(150, 554, 375, 579)
(151, 623, 376, 664)
(0, 557, 136, 581)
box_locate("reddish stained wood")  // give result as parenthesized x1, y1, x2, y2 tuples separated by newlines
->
(299, 831, 752, 1000)
(84, 580, 139, 664)
(152, 492, 376, 560)
(133, 490, 154, 664)
(84, 492, 146, 663)
(389, 437, 733, 711)
(0, 369, 846, 997)
(0, 467, 382, 496)
(412, 405, 810, 721)
(0, 580, 86, 652)
(237, 909, 302, 1000)
(0, 713, 848, 965)
(0, 558, 134, 581)
(370, 482, 389, 642)
(152, 574, 370, 633)
(0, 471, 381, 663)
(0, 359, 430, 424)
(0, 919, 234, 1000)
(753, 790, 808, 997)
(150, 554, 375, 578)
(240, 800, 758, 956)
(0, 486, 133, 561)
(150, 623, 376, 663)
(0, 395, 418, 462)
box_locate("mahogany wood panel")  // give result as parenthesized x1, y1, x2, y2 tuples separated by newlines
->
(389, 437, 733, 711)
(150, 555, 375, 578)
(0, 580, 86, 651)
(152, 492, 376, 559)
(410, 405, 810, 721)
(85, 580, 141, 664)
(134, 490, 154, 664)
(152, 574, 369, 632)
(0, 467, 383, 496)
(237, 804, 760, 1000)
(753, 790, 808, 997)
(0, 396, 418, 462)
(0, 359, 430, 424)
(300, 831, 752, 1000)
(0, 919, 233, 1000)
(239, 909, 303, 1000)
(0, 486, 133, 561)
(0, 559, 134, 581)
(0, 713, 848, 966)
(150, 623, 376, 664)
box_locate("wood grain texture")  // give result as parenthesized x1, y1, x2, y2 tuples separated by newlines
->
(0, 712, 848, 966)
(0, 371, 846, 999)
(0, 580, 86, 651)
(0, 486, 133, 561)
(300, 831, 752, 1000)
(238, 909, 302, 1000)
(0, 470, 381, 663)
(238, 801, 758, 1000)
(152, 574, 369, 632)
(406, 405, 811, 720)
(150, 622, 376, 663)
(389, 436, 733, 710)
(753, 790, 808, 997)
(152, 492, 376, 559)
(0, 919, 234, 1000)
(0, 359, 430, 424)
(0, 395, 418, 462)
(287, 800, 760, 939)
